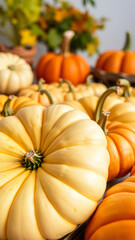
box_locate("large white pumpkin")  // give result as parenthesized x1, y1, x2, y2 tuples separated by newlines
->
(0, 104, 109, 239)
(0, 53, 33, 94)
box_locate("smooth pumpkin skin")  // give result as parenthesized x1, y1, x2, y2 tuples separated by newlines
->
(0, 105, 109, 240)
(75, 82, 107, 98)
(36, 52, 90, 85)
(64, 95, 125, 120)
(96, 50, 135, 74)
(0, 53, 33, 94)
(106, 121, 135, 181)
(85, 171, 135, 240)
(108, 102, 135, 123)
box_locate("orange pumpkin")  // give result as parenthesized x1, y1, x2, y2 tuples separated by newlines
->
(98, 111, 135, 181)
(96, 32, 135, 75)
(84, 168, 135, 240)
(36, 30, 90, 85)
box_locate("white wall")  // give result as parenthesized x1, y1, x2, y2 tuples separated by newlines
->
(1, 0, 135, 67)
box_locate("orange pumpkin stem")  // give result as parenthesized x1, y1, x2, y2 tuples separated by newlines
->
(117, 78, 131, 97)
(122, 31, 132, 51)
(94, 86, 120, 122)
(98, 110, 110, 135)
(60, 30, 75, 56)
(1, 95, 14, 117)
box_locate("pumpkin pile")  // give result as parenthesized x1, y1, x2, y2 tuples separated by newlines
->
(1, 29, 135, 240)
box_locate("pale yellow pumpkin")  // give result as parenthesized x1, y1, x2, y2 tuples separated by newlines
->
(0, 104, 109, 240)
(0, 53, 33, 94)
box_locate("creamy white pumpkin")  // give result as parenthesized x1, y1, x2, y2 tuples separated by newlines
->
(0, 53, 33, 94)
(0, 104, 109, 240)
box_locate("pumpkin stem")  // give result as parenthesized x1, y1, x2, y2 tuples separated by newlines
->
(22, 150, 43, 170)
(94, 86, 120, 122)
(40, 89, 54, 104)
(117, 78, 131, 97)
(8, 65, 15, 70)
(98, 110, 110, 135)
(58, 78, 63, 88)
(86, 75, 93, 86)
(1, 95, 14, 117)
(60, 79, 74, 92)
(122, 31, 132, 51)
(60, 30, 75, 56)
(38, 78, 45, 92)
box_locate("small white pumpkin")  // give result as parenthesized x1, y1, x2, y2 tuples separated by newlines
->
(0, 53, 33, 94)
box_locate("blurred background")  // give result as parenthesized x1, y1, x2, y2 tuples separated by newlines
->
(0, 0, 135, 67)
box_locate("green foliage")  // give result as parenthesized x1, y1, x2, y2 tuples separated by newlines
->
(45, 28, 61, 50)
(38, 1, 106, 55)
(0, 0, 43, 46)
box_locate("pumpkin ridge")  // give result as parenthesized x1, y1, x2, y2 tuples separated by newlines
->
(2, 69, 11, 93)
(43, 55, 63, 83)
(108, 132, 134, 177)
(0, 162, 22, 173)
(106, 134, 120, 180)
(41, 108, 74, 151)
(4, 171, 31, 239)
(85, 192, 135, 239)
(88, 219, 135, 240)
(33, 171, 44, 238)
(41, 164, 100, 203)
(0, 168, 26, 188)
(71, 56, 82, 84)
(45, 119, 106, 155)
(0, 128, 27, 153)
(38, 170, 77, 225)
(42, 161, 106, 182)
(108, 128, 135, 156)
(16, 115, 35, 150)
(44, 111, 89, 153)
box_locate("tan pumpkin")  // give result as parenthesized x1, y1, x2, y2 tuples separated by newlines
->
(0, 104, 109, 239)
(76, 75, 107, 97)
(0, 94, 39, 120)
(18, 79, 64, 107)
(0, 53, 33, 94)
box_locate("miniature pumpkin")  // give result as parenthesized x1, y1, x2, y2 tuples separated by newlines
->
(116, 78, 135, 104)
(64, 86, 123, 120)
(0, 104, 109, 240)
(76, 75, 107, 97)
(85, 168, 135, 240)
(0, 53, 33, 94)
(0, 95, 39, 120)
(96, 32, 135, 74)
(36, 30, 90, 85)
(18, 79, 64, 107)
